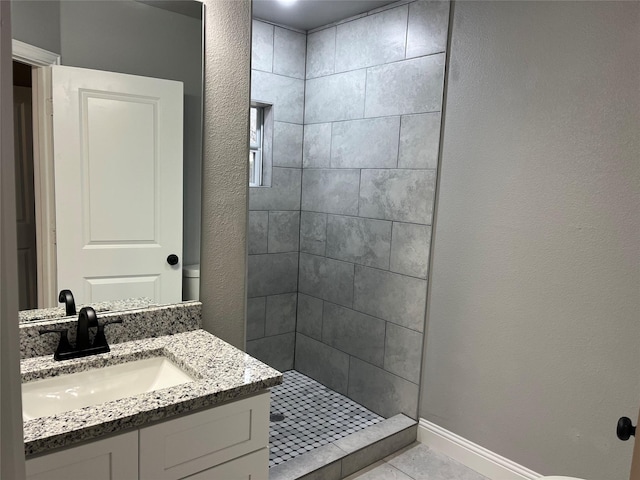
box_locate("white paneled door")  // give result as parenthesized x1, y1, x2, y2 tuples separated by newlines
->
(52, 66, 183, 305)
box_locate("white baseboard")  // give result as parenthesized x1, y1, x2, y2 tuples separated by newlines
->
(417, 418, 541, 480)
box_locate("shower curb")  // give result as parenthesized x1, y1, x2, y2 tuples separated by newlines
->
(269, 414, 417, 480)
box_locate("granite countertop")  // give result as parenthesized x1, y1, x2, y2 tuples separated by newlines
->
(22, 329, 282, 456)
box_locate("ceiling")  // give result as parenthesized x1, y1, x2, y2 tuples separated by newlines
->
(252, 0, 398, 31)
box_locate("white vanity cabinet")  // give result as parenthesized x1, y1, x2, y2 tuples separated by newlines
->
(25, 431, 138, 480)
(26, 392, 270, 480)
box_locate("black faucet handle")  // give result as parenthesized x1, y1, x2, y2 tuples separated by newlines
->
(39, 328, 73, 361)
(58, 289, 76, 316)
(93, 319, 123, 349)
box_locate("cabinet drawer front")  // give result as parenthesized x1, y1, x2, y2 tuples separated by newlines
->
(182, 448, 268, 480)
(140, 393, 269, 480)
(26, 431, 138, 480)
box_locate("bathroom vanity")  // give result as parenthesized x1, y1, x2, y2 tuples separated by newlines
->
(20, 317, 282, 480)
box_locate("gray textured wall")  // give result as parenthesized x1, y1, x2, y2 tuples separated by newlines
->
(295, 0, 449, 419)
(246, 20, 305, 371)
(421, 2, 640, 479)
(199, 0, 251, 348)
(11, 0, 61, 54)
(1, 1, 26, 477)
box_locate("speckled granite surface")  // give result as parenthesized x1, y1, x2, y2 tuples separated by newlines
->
(22, 329, 282, 456)
(19, 297, 154, 323)
(20, 302, 201, 359)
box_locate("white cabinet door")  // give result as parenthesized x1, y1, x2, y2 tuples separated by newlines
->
(183, 449, 268, 480)
(25, 430, 138, 480)
(139, 393, 270, 480)
(52, 65, 183, 305)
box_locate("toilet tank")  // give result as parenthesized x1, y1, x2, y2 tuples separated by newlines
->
(182, 264, 200, 301)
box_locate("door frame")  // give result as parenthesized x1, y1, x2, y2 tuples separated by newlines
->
(12, 40, 59, 307)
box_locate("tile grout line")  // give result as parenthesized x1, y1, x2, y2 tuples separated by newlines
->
(306, 50, 445, 82)
(304, 109, 442, 126)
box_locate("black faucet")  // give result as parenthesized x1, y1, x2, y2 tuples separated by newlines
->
(76, 306, 97, 351)
(40, 307, 123, 361)
(59, 289, 77, 316)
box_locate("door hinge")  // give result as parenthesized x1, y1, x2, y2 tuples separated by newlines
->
(46, 98, 53, 117)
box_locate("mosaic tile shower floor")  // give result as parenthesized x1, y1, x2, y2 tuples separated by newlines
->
(269, 370, 385, 467)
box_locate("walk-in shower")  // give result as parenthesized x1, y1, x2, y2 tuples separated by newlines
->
(247, 0, 450, 475)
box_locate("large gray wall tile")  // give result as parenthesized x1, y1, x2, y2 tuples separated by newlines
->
(322, 302, 385, 366)
(269, 444, 344, 480)
(335, 5, 408, 72)
(248, 252, 298, 297)
(302, 169, 360, 215)
(273, 122, 303, 168)
(331, 117, 400, 169)
(247, 296, 266, 341)
(251, 20, 273, 73)
(249, 167, 301, 211)
(359, 169, 436, 224)
(364, 55, 445, 118)
(296, 293, 323, 340)
(348, 357, 419, 418)
(334, 414, 416, 453)
(306, 27, 335, 79)
(295, 333, 350, 394)
(300, 211, 327, 256)
(265, 292, 297, 335)
(248, 211, 268, 254)
(305, 70, 366, 123)
(342, 456, 413, 479)
(339, 427, 417, 477)
(251, 70, 304, 123)
(326, 215, 391, 269)
(398, 113, 441, 169)
(299, 253, 354, 307)
(303, 123, 331, 168)
(406, 1, 450, 58)
(384, 323, 423, 383)
(247, 332, 294, 372)
(353, 265, 427, 332)
(273, 26, 306, 79)
(268, 211, 300, 253)
(390, 222, 431, 279)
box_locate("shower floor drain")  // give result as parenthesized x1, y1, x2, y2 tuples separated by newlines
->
(270, 413, 285, 422)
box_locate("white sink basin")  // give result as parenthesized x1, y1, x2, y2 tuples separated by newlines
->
(22, 357, 194, 421)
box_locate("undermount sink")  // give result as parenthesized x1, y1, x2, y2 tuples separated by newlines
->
(22, 357, 194, 421)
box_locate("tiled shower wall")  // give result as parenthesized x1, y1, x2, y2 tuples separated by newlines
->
(247, 1, 450, 419)
(246, 20, 306, 371)
(295, 1, 450, 419)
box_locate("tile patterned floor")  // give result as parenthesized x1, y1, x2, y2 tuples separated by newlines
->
(269, 370, 384, 467)
(344, 443, 489, 480)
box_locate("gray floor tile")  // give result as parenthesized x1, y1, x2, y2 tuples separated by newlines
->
(385, 443, 489, 480)
(346, 461, 414, 480)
